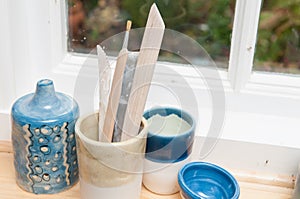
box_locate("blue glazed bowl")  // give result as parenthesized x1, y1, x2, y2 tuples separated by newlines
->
(178, 162, 240, 199)
(143, 107, 195, 163)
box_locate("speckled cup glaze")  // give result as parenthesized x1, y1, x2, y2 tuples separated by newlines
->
(75, 113, 148, 199)
(11, 79, 79, 194)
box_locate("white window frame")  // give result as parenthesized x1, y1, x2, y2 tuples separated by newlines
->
(1, 0, 300, 175)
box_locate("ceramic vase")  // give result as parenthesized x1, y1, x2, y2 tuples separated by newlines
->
(11, 79, 79, 194)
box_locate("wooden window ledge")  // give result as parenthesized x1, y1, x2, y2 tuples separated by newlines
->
(0, 141, 293, 198)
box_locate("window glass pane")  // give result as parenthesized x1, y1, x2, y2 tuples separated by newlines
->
(68, 0, 234, 68)
(254, 1, 300, 74)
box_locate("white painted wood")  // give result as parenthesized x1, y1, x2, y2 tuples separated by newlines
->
(228, 0, 262, 91)
(7, 0, 36, 96)
(6, 0, 67, 97)
(49, 0, 68, 67)
(196, 137, 300, 182)
(0, 0, 16, 110)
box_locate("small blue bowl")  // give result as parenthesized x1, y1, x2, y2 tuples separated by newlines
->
(178, 162, 240, 199)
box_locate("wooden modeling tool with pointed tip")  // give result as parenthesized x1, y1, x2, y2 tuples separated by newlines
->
(101, 20, 132, 142)
(121, 4, 165, 141)
(97, 45, 111, 141)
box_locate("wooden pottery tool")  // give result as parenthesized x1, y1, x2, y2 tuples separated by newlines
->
(112, 51, 139, 142)
(97, 45, 111, 141)
(121, 4, 165, 141)
(101, 21, 132, 142)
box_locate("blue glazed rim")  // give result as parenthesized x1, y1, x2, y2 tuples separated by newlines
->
(178, 162, 240, 199)
(143, 107, 196, 163)
(143, 107, 196, 138)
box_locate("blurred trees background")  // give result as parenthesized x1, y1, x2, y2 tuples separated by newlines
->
(254, 0, 300, 73)
(68, 0, 300, 73)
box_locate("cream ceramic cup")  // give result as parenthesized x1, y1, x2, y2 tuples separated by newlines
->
(75, 113, 148, 199)
(142, 107, 195, 195)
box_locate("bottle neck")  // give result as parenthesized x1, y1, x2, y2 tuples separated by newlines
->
(30, 79, 58, 107)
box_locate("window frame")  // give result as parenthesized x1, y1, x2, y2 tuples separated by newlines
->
(1, 0, 300, 173)
(228, 0, 262, 90)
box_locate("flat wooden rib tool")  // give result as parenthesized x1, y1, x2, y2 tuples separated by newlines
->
(121, 4, 165, 141)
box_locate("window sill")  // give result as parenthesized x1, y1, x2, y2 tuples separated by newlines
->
(0, 140, 294, 198)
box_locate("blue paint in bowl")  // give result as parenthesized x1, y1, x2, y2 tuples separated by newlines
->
(178, 162, 240, 199)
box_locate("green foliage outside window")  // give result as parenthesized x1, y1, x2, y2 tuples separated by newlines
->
(68, 0, 300, 73)
(255, 0, 300, 73)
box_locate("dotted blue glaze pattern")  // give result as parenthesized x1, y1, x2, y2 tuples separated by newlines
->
(11, 79, 79, 194)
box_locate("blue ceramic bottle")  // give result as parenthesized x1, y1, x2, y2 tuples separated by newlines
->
(11, 79, 79, 194)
